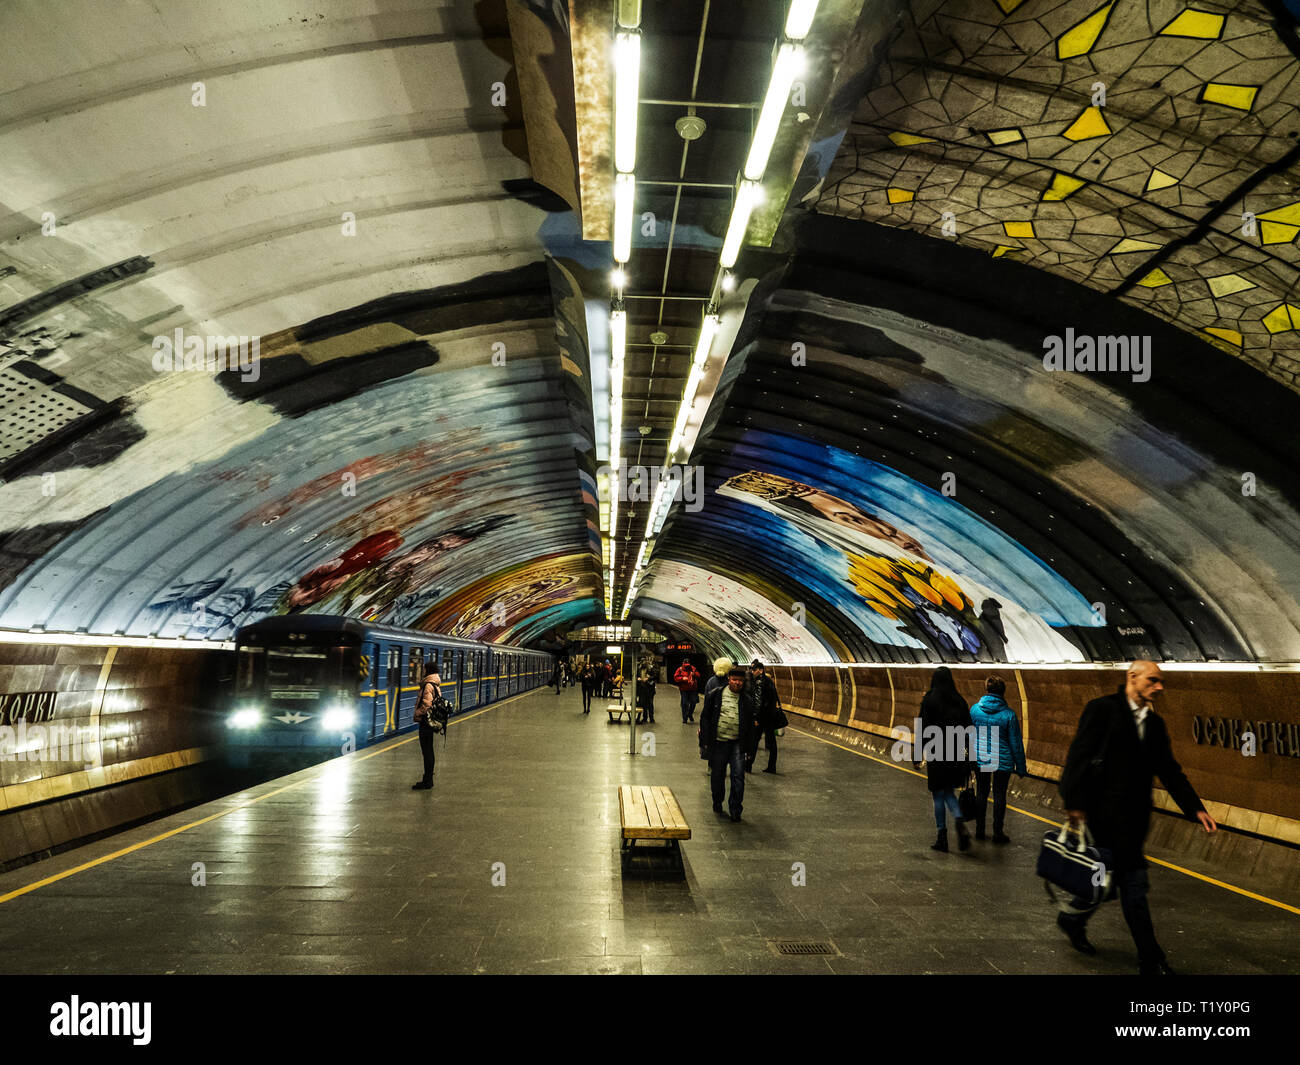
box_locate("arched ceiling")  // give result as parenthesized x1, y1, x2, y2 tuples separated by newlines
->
(0, 0, 1298, 664)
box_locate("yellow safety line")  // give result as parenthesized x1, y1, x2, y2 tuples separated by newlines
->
(786, 725, 1300, 918)
(0, 685, 544, 905)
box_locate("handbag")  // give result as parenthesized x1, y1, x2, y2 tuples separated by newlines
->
(957, 775, 979, 821)
(1036, 821, 1115, 907)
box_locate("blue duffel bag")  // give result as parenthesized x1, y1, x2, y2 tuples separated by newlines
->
(1036, 821, 1116, 907)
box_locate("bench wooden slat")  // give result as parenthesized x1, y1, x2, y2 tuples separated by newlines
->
(618, 784, 691, 840)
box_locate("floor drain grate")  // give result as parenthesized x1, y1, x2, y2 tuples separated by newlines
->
(769, 940, 838, 956)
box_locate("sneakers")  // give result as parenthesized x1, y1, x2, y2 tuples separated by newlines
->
(1056, 912, 1097, 955)
(411, 781, 432, 790)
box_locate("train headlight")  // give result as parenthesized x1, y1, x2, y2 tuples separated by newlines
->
(320, 706, 356, 730)
(228, 708, 262, 729)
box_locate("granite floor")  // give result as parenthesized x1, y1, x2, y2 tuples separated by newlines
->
(0, 685, 1296, 975)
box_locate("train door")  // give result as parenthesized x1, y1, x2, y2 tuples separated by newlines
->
(462, 649, 478, 708)
(384, 644, 403, 732)
(442, 647, 461, 711)
(363, 643, 382, 738)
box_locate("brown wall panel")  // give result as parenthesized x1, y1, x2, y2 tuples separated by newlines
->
(771, 664, 1300, 839)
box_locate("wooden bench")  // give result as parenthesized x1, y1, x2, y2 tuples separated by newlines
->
(618, 785, 691, 871)
(607, 702, 632, 722)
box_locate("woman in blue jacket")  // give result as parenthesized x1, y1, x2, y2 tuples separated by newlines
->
(969, 675, 1027, 843)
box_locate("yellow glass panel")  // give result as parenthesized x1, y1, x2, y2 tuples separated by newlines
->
(1110, 237, 1162, 254)
(991, 245, 1017, 258)
(1043, 173, 1086, 201)
(1259, 221, 1300, 245)
(1137, 268, 1172, 288)
(889, 132, 935, 146)
(887, 187, 915, 204)
(1145, 169, 1179, 192)
(986, 128, 1024, 145)
(1003, 221, 1036, 238)
(1161, 10, 1225, 39)
(1201, 83, 1259, 111)
(1062, 106, 1111, 141)
(1206, 274, 1256, 298)
(995, 0, 1026, 11)
(1258, 202, 1300, 225)
(1262, 304, 1298, 334)
(1203, 328, 1243, 347)
(1057, 3, 1114, 59)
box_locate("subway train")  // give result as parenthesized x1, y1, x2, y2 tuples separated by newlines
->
(225, 615, 552, 766)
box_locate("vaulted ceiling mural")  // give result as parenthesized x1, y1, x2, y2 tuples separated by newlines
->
(1, 0, 1298, 665)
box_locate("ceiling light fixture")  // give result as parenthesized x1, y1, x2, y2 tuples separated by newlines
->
(744, 43, 804, 182)
(720, 181, 761, 268)
(613, 173, 635, 264)
(784, 0, 820, 40)
(614, 32, 641, 174)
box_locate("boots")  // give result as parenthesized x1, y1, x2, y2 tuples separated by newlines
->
(956, 821, 972, 851)
(931, 828, 948, 852)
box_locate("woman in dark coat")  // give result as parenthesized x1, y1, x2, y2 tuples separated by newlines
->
(918, 666, 974, 852)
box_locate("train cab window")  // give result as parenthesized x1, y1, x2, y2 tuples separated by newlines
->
(236, 647, 264, 693)
(267, 647, 330, 688)
(388, 647, 400, 674)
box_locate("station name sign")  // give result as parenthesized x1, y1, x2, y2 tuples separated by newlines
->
(1191, 715, 1300, 758)
(0, 691, 58, 726)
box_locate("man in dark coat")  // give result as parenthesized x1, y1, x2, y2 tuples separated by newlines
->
(700, 667, 758, 822)
(1057, 660, 1216, 974)
(745, 659, 783, 774)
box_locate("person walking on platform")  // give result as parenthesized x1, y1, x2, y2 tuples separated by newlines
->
(969, 675, 1025, 842)
(412, 663, 442, 790)
(701, 666, 757, 822)
(704, 657, 731, 699)
(635, 658, 657, 724)
(674, 659, 700, 722)
(552, 657, 563, 695)
(917, 666, 973, 852)
(746, 659, 783, 774)
(580, 664, 596, 715)
(1056, 661, 1216, 974)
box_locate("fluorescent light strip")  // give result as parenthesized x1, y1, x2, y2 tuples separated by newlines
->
(0, 630, 235, 649)
(614, 32, 641, 174)
(720, 181, 761, 268)
(784, 0, 820, 40)
(744, 43, 803, 182)
(613, 173, 635, 264)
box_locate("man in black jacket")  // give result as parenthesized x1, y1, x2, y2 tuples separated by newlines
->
(1057, 660, 1217, 974)
(745, 659, 783, 774)
(700, 667, 758, 822)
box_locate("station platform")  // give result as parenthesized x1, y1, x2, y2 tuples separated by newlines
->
(0, 685, 1296, 976)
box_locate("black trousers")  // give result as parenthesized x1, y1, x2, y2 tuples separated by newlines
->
(418, 722, 436, 784)
(581, 685, 593, 713)
(975, 769, 1010, 834)
(760, 727, 777, 771)
(1061, 865, 1162, 966)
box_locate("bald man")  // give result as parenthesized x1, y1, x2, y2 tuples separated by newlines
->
(1056, 660, 1216, 974)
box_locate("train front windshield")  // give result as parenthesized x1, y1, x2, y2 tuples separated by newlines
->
(235, 644, 355, 695)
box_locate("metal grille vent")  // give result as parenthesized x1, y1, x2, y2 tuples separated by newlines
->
(0, 368, 90, 460)
(769, 940, 838, 956)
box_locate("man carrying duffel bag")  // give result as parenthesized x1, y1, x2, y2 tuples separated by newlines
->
(1051, 661, 1216, 974)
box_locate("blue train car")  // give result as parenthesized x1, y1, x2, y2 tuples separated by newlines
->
(224, 615, 551, 766)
